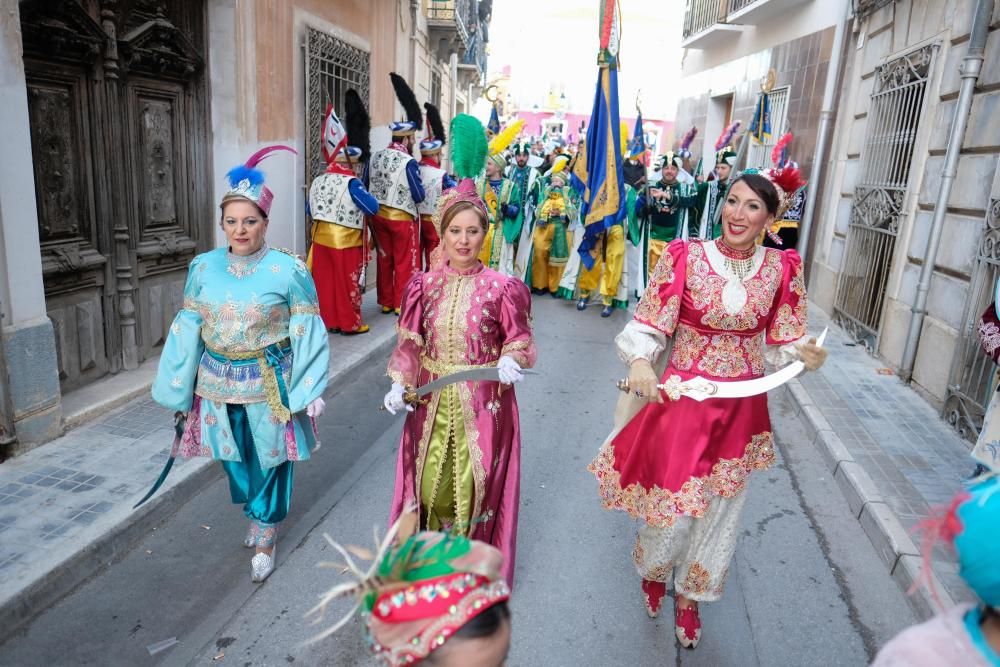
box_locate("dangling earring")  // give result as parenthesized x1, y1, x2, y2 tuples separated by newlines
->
(766, 229, 784, 246)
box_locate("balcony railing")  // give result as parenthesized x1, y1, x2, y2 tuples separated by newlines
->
(684, 0, 727, 39)
(683, 0, 810, 45)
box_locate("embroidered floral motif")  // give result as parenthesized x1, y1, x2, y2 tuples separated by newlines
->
(171, 323, 181, 335)
(589, 431, 775, 528)
(293, 323, 306, 337)
(289, 304, 321, 316)
(171, 376, 182, 388)
(271, 264, 281, 273)
(671, 325, 709, 371)
(304, 376, 314, 387)
(686, 243, 783, 332)
(682, 562, 711, 595)
(635, 250, 680, 333)
(981, 319, 1000, 357)
(768, 303, 805, 342)
(204, 414, 218, 427)
(699, 334, 750, 378)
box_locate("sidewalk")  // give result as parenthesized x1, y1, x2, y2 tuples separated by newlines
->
(0, 300, 397, 637)
(785, 304, 976, 618)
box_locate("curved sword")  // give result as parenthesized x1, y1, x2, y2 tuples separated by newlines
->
(617, 327, 827, 402)
(380, 367, 538, 410)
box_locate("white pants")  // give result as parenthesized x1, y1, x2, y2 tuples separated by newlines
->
(633, 489, 748, 602)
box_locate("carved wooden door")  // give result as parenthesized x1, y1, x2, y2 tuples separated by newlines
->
(20, 0, 211, 392)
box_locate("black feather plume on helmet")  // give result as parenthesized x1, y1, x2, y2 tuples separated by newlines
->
(389, 72, 423, 130)
(424, 102, 446, 145)
(344, 89, 371, 162)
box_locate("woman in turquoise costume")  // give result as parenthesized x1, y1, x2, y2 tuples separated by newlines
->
(152, 146, 330, 582)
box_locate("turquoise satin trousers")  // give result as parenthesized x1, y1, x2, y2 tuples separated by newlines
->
(220, 404, 293, 525)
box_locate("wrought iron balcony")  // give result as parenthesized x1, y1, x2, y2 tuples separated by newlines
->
(457, 31, 487, 89)
(726, 0, 812, 25)
(425, 0, 472, 61)
(682, 0, 743, 50)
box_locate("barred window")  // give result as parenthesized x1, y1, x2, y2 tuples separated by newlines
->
(746, 86, 789, 170)
(430, 69, 442, 110)
(304, 28, 371, 181)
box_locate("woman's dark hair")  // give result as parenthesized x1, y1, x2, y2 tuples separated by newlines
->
(730, 173, 779, 216)
(451, 600, 510, 640)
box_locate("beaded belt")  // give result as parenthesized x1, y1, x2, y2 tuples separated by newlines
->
(204, 338, 292, 423)
(419, 355, 494, 378)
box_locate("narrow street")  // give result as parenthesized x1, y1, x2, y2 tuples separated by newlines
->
(0, 296, 916, 666)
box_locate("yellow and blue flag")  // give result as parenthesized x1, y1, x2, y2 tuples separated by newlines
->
(749, 92, 772, 144)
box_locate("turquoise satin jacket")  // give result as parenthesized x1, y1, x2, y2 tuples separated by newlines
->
(152, 245, 330, 469)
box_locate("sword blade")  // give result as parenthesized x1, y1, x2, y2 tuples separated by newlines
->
(414, 368, 538, 397)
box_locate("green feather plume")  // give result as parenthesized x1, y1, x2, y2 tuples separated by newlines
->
(449, 114, 488, 180)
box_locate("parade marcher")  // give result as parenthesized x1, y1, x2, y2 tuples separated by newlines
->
(307, 90, 378, 335)
(382, 114, 536, 586)
(589, 166, 828, 648)
(152, 146, 330, 583)
(310, 518, 512, 666)
(529, 162, 577, 296)
(637, 152, 697, 279)
(871, 474, 1000, 667)
(369, 73, 427, 314)
(971, 282, 1000, 475)
(695, 146, 736, 240)
(476, 152, 521, 274)
(417, 102, 457, 269)
(762, 135, 803, 250)
(506, 141, 543, 280)
(575, 129, 632, 316)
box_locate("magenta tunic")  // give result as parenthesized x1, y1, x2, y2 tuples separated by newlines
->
(387, 261, 536, 585)
(590, 239, 807, 528)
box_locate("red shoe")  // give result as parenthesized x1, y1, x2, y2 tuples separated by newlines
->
(675, 603, 702, 649)
(641, 579, 666, 618)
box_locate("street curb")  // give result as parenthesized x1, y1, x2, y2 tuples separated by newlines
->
(783, 377, 956, 619)
(0, 331, 396, 642)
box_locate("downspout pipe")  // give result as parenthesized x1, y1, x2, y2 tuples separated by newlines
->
(900, 0, 992, 381)
(797, 0, 851, 269)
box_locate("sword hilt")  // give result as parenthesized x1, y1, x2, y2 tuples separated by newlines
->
(378, 386, 429, 412)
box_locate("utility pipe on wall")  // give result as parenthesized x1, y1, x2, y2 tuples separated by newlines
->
(797, 0, 851, 270)
(900, 0, 993, 381)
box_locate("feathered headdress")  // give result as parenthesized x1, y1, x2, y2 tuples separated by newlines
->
(306, 512, 510, 666)
(422, 102, 446, 144)
(715, 121, 741, 152)
(488, 118, 524, 157)
(342, 89, 371, 164)
(678, 126, 698, 159)
(222, 145, 297, 216)
(545, 154, 570, 178)
(432, 114, 490, 231)
(389, 72, 422, 136)
(771, 133, 793, 169)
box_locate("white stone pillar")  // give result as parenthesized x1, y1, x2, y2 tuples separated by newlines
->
(0, 0, 63, 446)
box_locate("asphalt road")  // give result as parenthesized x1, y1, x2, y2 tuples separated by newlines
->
(0, 295, 918, 666)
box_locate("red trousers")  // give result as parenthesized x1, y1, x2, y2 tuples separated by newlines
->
(420, 214, 441, 270)
(311, 243, 364, 332)
(370, 213, 420, 310)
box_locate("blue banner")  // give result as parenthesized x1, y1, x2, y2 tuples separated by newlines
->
(749, 92, 771, 144)
(578, 65, 625, 270)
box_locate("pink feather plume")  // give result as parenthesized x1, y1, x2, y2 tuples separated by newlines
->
(679, 126, 698, 151)
(714, 121, 741, 152)
(771, 133, 793, 167)
(245, 144, 298, 169)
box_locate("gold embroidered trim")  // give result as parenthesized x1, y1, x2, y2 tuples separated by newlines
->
(419, 356, 494, 377)
(290, 304, 321, 316)
(499, 339, 532, 367)
(396, 324, 425, 348)
(588, 432, 775, 528)
(182, 297, 199, 312)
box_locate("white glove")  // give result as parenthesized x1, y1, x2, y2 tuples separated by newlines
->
(306, 397, 326, 419)
(383, 383, 413, 415)
(497, 356, 524, 385)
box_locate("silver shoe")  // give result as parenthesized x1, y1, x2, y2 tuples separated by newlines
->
(250, 545, 276, 583)
(243, 524, 256, 549)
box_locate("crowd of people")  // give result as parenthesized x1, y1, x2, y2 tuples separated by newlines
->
(144, 68, 999, 665)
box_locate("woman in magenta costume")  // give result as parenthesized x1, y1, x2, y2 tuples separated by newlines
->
(589, 165, 828, 648)
(382, 114, 536, 586)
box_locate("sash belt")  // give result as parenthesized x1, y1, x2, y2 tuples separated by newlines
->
(205, 338, 292, 423)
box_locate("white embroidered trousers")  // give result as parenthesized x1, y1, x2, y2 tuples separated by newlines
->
(633, 489, 748, 602)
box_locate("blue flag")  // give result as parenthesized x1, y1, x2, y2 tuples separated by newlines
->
(578, 65, 625, 271)
(487, 103, 500, 136)
(749, 92, 771, 144)
(628, 111, 645, 158)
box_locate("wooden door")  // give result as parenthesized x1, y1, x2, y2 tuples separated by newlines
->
(19, 0, 211, 392)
